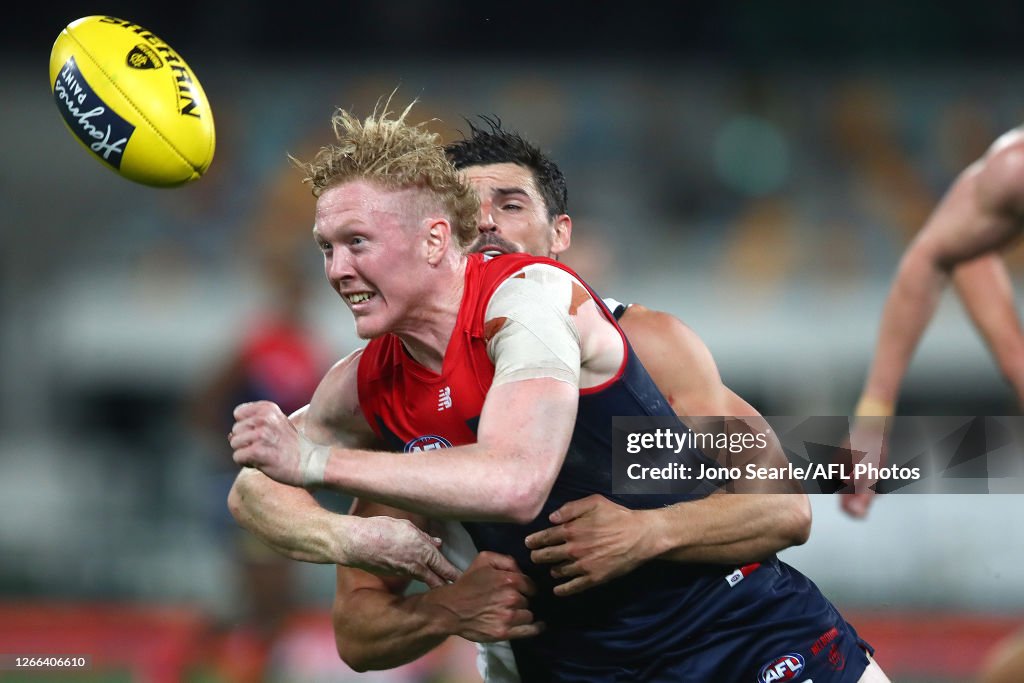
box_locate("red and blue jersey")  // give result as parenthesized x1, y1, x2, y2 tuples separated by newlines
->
(357, 253, 872, 681)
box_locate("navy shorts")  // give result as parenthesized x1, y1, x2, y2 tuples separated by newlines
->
(515, 560, 872, 682)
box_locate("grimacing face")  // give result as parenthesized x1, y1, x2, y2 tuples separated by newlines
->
(313, 180, 436, 340)
(463, 162, 569, 258)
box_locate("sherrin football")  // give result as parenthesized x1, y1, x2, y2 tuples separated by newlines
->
(49, 16, 215, 187)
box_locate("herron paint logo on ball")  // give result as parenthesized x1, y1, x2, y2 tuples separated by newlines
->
(126, 44, 163, 69)
(404, 435, 453, 453)
(757, 652, 805, 683)
(52, 56, 135, 169)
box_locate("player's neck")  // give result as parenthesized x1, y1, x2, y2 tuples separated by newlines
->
(394, 258, 467, 373)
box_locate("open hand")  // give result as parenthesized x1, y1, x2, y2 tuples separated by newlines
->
(840, 414, 890, 518)
(525, 494, 652, 596)
(442, 552, 542, 642)
(346, 516, 461, 588)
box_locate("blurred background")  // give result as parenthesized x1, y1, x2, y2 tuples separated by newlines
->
(3, 2, 1024, 681)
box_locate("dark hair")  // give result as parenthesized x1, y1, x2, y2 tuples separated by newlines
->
(446, 115, 568, 220)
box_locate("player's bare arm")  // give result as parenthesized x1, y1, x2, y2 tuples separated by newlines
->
(231, 265, 622, 523)
(950, 130, 1024, 407)
(859, 129, 1024, 414)
(846, 128, 1024, 518)
(526, 305, 811, 596)
(333, 498, 540, 672)
(234, 349, 540, 670)
(228, 350, 459, 586)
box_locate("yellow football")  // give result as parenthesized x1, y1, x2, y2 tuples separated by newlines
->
(49, 16, 216, 187)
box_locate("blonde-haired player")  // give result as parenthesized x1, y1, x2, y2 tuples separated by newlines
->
(230, 101, 888, 681)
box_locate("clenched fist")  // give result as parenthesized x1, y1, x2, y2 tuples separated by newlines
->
(440, 552, 542, 642)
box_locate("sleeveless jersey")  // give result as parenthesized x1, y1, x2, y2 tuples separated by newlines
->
(357, 253, 872, 682)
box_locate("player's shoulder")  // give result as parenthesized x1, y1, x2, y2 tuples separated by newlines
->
(975, 129, 1024, 214)
(618, 304, 713, 361)
(308, 348, 378, 442)
(326, 347, 365, 375)
(485, 255, 588, 306)
(619, 303, 688, 336)
(485, 252, 582, 282)
(986, 126, 1024, 158)
(310, 348, 363, 405)
(981, 128, 1024, 174)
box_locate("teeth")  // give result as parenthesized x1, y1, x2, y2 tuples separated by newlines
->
(348, 293, 372, 304)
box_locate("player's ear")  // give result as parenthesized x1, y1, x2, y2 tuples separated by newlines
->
(425, 218, 452, 266)
(550, 214, 572, 256)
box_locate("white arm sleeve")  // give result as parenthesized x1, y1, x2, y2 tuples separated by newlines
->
(484, 264, 583, 388)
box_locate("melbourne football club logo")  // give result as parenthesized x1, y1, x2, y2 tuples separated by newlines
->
(404, 435, 453, 453)
(758, 653, 805, 683)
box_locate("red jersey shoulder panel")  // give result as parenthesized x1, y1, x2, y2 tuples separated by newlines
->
(355, 253, 621, 447)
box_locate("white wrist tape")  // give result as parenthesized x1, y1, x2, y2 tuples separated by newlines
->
(298, 430, 330, 487)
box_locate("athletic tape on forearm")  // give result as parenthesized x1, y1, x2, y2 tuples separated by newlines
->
(298, 430, 330, 487)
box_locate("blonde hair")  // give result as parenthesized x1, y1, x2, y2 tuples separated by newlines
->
(295, 97, 479, 247)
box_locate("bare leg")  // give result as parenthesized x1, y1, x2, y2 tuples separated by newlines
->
(857, 652, 891, 682)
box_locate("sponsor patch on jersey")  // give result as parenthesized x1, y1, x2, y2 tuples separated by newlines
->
(725, 568, 744, 587)
(404, 435, 453, 453)
(726, 562, 761, 587)
(758, 653, 805, 683)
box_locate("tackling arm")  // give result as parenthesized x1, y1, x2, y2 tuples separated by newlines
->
(227, 351, 459, 585)
(229, 466, 352, 565)
(333, 500, 540, 672)
(526, 305, 810, 595)
(228, 351, 538, 671)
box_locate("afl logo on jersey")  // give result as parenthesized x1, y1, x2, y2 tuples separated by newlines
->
(404, 435, 453, 453)
(758, 653, 805, 683)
